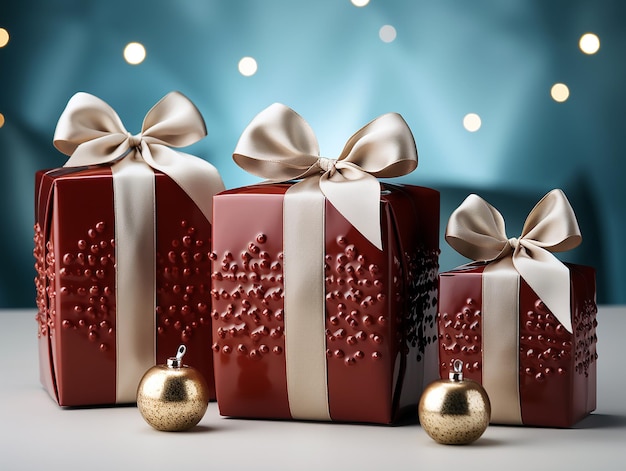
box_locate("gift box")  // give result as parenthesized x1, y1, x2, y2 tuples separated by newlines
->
(437, 190, 597, 427)
(34, 92, 224, 406)
(211, 104, 440, 424)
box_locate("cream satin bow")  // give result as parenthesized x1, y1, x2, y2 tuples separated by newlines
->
(53, 91, 224, 222)
(445, 189, 582, 332)
(233, 103, 418, 250)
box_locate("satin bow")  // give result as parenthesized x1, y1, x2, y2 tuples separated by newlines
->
(53, 91, 224, 222)
(445, 189, 582, 332)
(233, 103, 418, 249)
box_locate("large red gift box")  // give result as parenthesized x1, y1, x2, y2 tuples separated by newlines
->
(211, 183, 439, 423)
(437, 190, 597, 427)
(34, 92, 224, 406)
(210, 104, 440, 424)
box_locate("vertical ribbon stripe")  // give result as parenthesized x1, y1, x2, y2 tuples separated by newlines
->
(482, 258, 522, 424)
(283, 178, 331, 421)
(112, 157, 157, 403)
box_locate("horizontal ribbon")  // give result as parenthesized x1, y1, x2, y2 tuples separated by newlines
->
(53, 91, 224, 402)
(445, 189, 581, 333)
(233, 103, 418, 250)
(233, 103, 418, 420)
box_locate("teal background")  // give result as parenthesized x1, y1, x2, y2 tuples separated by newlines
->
(0, 0, 624, 307)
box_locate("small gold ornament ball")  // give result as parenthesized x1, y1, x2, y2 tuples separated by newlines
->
(418, 360, 491, 445)
(137, 346, 209, 432)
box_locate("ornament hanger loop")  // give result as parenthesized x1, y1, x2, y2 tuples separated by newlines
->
(450, 359, 464, 381)
(167, 345, 187, 368)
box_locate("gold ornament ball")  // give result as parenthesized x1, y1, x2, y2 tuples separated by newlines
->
(137, 346, 209, 432)
(418, 360, 491, 445)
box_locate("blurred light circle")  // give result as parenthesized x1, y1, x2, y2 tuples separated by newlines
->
(238, 56, 258, 76)
(579, 33, 600, 55)
(0, 28, 9, 48)
(0, 113, 5, 128)
(379, 25, 397, 43)
(551, 83, 570, 102)
(351, 0, 370, 6)
(124, 42, 146, 65)
(463, 113, 482, 132)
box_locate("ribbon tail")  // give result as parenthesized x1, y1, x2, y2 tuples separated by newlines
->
(320, 170, 382, 250)
(142, 144, 225, 223)
(514, 248, 573, 332)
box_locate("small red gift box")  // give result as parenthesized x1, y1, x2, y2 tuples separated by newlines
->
(34, 92, 224, 406)
(211, 104, 440, 424)
(437, 190, 597, 427)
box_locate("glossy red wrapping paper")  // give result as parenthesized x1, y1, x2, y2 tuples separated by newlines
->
(438, 262, 597, 427)
(211, 183, 440, 424)
(34, 167, 216, 406)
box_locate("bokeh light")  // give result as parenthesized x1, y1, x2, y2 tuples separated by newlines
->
(463, 113, 482, 132)
(0, 113, 5, 128)
(379, 25, 397, 43)
(0, 28, 9, 48)
(579, 33, 600, 55)
(351, 0, 370, 6)
(551, 83, 570, 102)
(238, 56, 258, 76)
(123, 42, 146, 65)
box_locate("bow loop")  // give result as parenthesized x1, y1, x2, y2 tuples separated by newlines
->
(139, 91, 208, 148)
(519, 189, 582, 252)
(54, 92, 129, 157)
(445, 189, 581, 332)
(445, 193, 510, 262)
(336, 112, 418, 177)
(233, 103, 418, 249)
(233, 103, 321, 182)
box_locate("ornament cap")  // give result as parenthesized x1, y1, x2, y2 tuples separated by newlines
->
(167, 345, 187, 368)
(449, 359, 464, 381)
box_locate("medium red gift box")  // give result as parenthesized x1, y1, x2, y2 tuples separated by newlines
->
(211, 104, 440, 424)
(437, 190, 597, 427)
(34, 92, 224, 406)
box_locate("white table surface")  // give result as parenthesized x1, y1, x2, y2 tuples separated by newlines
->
(1, 306, 625, 471)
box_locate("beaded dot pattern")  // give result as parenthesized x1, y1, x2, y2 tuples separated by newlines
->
(573, 298, 598, 377)
(48, 221, 116, 353)
(438, 297, 483, 375)
(404, 249, 440, 362)
(323, 236, 387, 366)
(211, 233, 286, 360)
(212, 233, 440, 367)
(439, 295, 598, 382)
(33, 223, 51, 338)
(155, 219, 212, 343)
